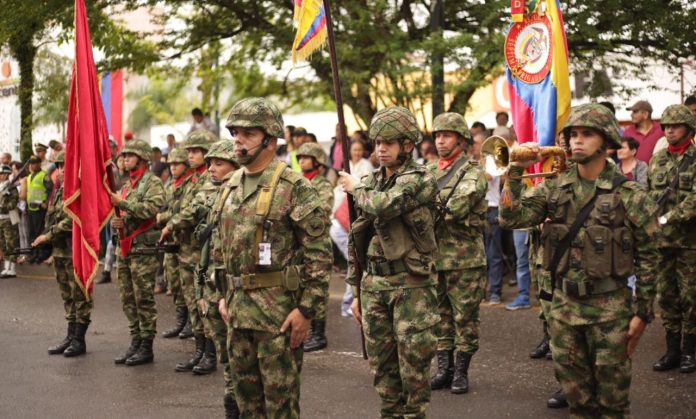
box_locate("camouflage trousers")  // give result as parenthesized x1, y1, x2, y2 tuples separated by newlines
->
(117, 253, 158, 339)
(164, 253, 186, 309)
(548, 315, 631, 418)
(179, 245, 204, 336)
(227, 327, 303, 419)
(201, 298, 233, 396)
(435, 268, 485, 353)
(0, 219, 18, 263)
(657, 248, 696, 335)
(361, 285, 439, 419)
(54, 256, 92, 324)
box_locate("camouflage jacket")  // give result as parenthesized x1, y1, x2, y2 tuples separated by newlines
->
(499, 160, 659, 325)
(118, 170, 165, 247)
(309, 174, 334, 217)
(218, 159, 332, 332)
(159, 171, 194, 244)
(0, 181, 18, 214)
(648, 143, 696, 248)
(427, 154, 488, 271)
(166, 167, 210, 247)
(44, 185, 72, 257)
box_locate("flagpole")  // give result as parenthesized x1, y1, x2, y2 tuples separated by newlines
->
(322, 0, 367, 360)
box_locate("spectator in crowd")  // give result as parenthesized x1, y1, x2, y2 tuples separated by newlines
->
(417, 137, 438, 164)
(188, 108, 218, 134)
(11, 161, 28, 250)
(685, 95, 696, 117)
(276, 125, 295, 159)
(289, 127, 311, 172)
(34, 143, 52, 172)
(617, 136, 649, 187)
(470, 121, 487, 138)
(308, 133, 318, 143)
(26, 155, 53, 263)
(48, 140, 64, 163)
(496, 112, 509, 127)
(161, 134, 177, 157)
(1, 153, 11, 166)
(493, 126, 515, 148)
(150, 147, 169, 182)
(623, 100, 663, 163)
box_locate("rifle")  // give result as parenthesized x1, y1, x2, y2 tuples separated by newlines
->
(129, 243, 180, 256)
(0, 160, 29, 195)
(7, 244, 53, 263)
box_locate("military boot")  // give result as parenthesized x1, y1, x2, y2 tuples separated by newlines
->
(48, 323, 75, 355)
(192, 338, 217, 375)
(431, 350, 454, 390)
(303, 319, 328, 352)
(450, 351, 472, 394)
(653, 331, 682, 371)
(178, 318, 193, 339)
(63, 323, 88, 357)
(547, 389, 569, 408)
(162, 307, 188, 338)
(125, 338, 154, 366)
(175, 334, 205, 372)
(530, 322, 551, 359)
(224, 394, 241, 419)
(96, 270, 111, 284)
(114, 337, 141, 364)
(680, 334, 696, 373)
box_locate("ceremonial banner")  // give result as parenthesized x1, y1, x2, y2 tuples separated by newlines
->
(292, 0, 328, 63)
(63, 0, 115, 297)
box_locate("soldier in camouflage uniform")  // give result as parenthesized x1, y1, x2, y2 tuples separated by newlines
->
(499, 104, 660, 417)
(0, 164, 19, 278)
(158, 148, 194, 338)
(34, 152, 93, 357)
(109, 139, 165, 366)
(218, 97, 332, 418)
(296, 142, 334, 353)
(649, 104, 696, 374)
(427, 112, 487, 395)
(159, 129, 218, 373)
(339, 106, 439, 419)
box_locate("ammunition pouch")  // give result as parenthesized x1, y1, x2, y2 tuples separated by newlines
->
(350, 215, 374, 271)
(560, 277, 623, 299)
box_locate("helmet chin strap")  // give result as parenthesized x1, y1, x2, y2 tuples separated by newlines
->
(571, 144, 606, 165)
(238, 136, 270, 165)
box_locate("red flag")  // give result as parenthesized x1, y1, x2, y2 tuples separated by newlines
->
(63, 0, 115, 297)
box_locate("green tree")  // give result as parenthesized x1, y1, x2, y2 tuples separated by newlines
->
(34, 48, 71, 139)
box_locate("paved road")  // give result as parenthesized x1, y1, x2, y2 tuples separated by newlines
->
(0, 264, 694, 418)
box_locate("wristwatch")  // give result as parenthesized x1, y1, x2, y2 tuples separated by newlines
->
(297, 305, 316, 320)
(658, 215, 668, 226)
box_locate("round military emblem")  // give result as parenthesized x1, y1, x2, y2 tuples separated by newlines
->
(505, 13, 553, 84)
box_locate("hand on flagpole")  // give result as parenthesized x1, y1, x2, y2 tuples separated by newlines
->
(338, 171, 359, 194)
(108, 190, 123, 206)
(111, 217, 124, 229)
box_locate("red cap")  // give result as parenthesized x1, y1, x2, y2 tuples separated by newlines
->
(124, 131, 134, 140)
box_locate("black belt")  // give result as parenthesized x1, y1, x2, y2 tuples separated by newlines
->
(367, 259, 408, 276)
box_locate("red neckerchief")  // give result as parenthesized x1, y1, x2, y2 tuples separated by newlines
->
(174, 169, 194, 188)
(119, 166, 155, 257)
(668, 139, 692, 156)
(191, 165, 207, 184)
(438, 149, 462, 170)
(303, 169, 320, 181)
(121, 166, 147, 199)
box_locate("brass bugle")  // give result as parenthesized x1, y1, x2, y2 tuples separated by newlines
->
(481, 135, 567, 179)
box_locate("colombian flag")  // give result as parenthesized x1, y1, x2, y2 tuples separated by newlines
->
(506, 0, 570, 152)
(292, 0, 328, 63)
(100, 70, 123, 149)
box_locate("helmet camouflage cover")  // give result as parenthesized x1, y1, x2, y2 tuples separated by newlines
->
(205, 140, 238, 166)
(225, 97, 285, 138)
(369, 106, 423, 145)
(432, 112, 472, 144)
(184, 129, 218, 152)
(54, 151, 65, 164)
(562, 103, 622, 148)
(660, 104, 696, 130)
(296, 143, 328, 167)
(121, 139, 153, 161)
(166, 148, 188, 165)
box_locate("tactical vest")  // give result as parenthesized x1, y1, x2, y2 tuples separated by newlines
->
(541, 181, 634, 280)
(650, 149, 696, 211)
(27, 171, 48, 211)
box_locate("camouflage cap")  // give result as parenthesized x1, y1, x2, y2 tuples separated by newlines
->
(0, 165, 11, 174)
(54, 151, 65, 164)
(562, 103, 622, 148)
(660, 104, 696, 130)
(205, 140, 238, 166)
(166, 148, 188, 165)
(432, 112, 472, 143)
(225, 97, 284, 138)
(296, 142, 328, 167)
(184, 129, 218, 152)
(121, 139, 153, 161)
(369, 106, 422, 144)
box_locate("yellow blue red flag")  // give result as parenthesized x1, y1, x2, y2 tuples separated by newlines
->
(292, 0, 328, 63)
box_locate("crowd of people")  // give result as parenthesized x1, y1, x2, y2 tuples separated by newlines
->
(2, 95, 695, 418)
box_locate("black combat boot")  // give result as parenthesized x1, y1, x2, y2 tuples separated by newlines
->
(97, 270, 111, 284)
(303, 319, 328, 352)
(178, 318, 193, 339)
(48, 323, 75, 355)
(430, 350, 454, 390)
(680, 334, 696, 373)
(114, 337, 141, 364)
(192, 338, 217, 375)
(125, 338, 154, 366)
(450, 351, 472, 394)
(64, 323, 88, 357)
(175, 334, 205, 372)
(653, 331, 682, 371)
(547, 389, 569, 408)
(162, 307, 188, 338)
(530, 322, 551, 359)
(224, 394, 241, 419)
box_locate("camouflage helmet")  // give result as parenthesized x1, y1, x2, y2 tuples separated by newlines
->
(369, 106, 423, 145)
(225, 97, 284, 138)
(296, 142, 328, 167)
(432, 112, 472, 144)
(121, 139, 153, 161)
(562, 103, 622, 149)
(166, 148, 188, 165)
(660, 104, 696, 131)
(54, 151, 65, 164)
(205, 140, 238, 166)
(184, 129, 218, 152)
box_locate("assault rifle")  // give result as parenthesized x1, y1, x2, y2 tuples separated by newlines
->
(129, 243, 180, 256)
(7, 244, 53, 263)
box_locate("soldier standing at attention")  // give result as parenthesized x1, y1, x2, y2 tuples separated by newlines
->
(427, 113, 488, 395)
(109, 139, 165, 366)
(649, 104, 696, 374)
(0, 164, 19, 278)
(218, 97, 332, 418)
(339, 106, 440, 419)
(499, 104, 659, 417)
(296, 142, 334, 353)
(34, 152, 93, 357)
